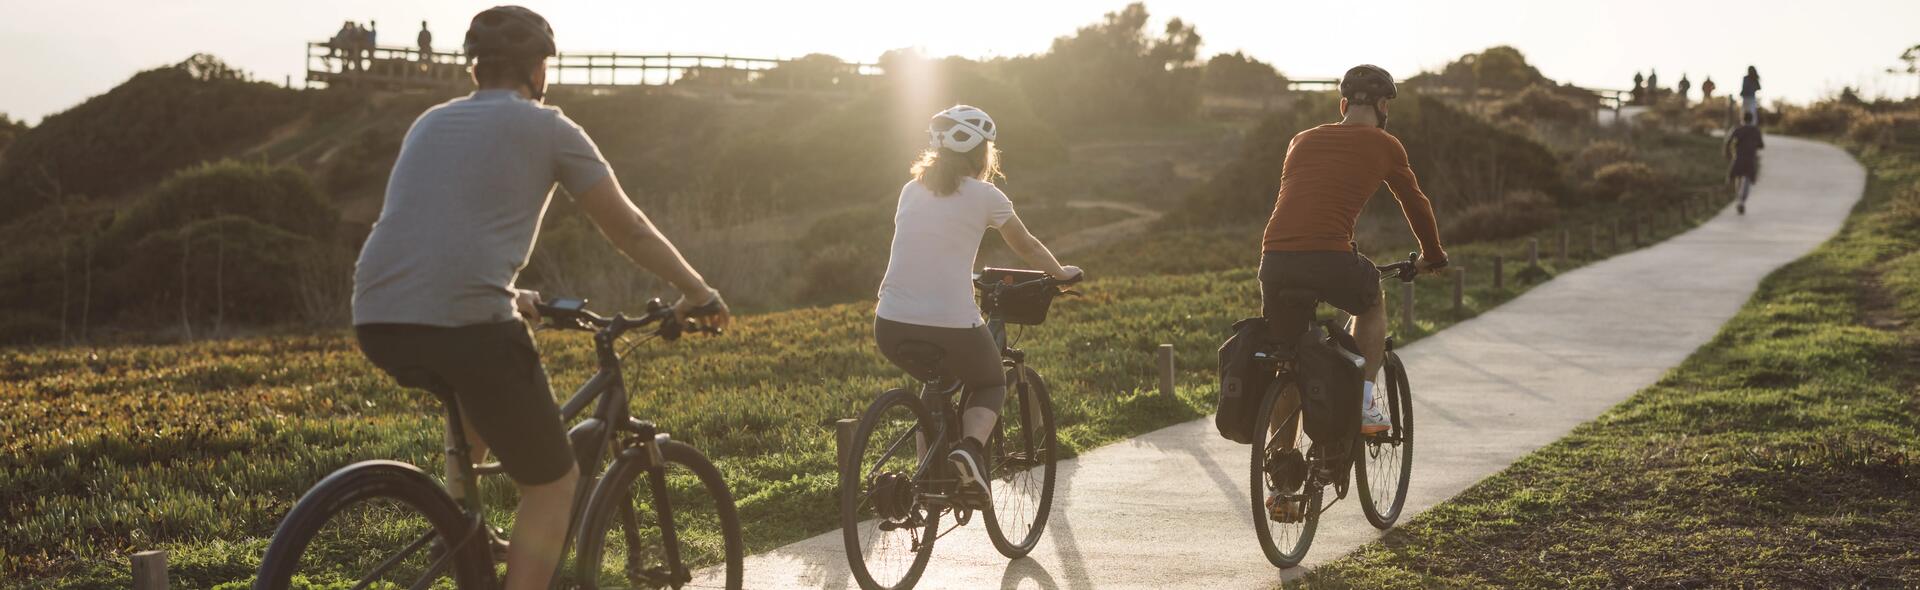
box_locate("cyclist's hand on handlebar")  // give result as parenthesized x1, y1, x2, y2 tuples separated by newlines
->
(514, 289, 543, 323)
(673, 288, 731, 332)
(1415, 253, 1449, 276)
(1052, 265, 1084, 283)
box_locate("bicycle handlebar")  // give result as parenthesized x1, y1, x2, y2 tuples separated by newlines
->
(1376, 252, 1428, 283)
(534, 297, 722, 341)
(974, 269, 1085, 296)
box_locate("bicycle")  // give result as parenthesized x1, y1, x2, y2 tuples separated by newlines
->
(1249, 253, 1421, 568)
(254, 298, 744, 589)
(838, 269, 1082, 590)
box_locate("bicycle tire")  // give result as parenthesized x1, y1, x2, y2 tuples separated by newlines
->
(1250, 384, 1322, 569)
(576, 437, 744, 590)
(1356, 351, 1415, 529)
(254, 460, 493, 590)
(982, 365, 1058, 558)
(841, 388, 939, 590)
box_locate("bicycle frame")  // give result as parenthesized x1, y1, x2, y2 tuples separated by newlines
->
(864, 317, 1028, 519)
(435, 323, 694, 587)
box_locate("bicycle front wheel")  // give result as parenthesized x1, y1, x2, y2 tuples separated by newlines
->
(841, 388, 939, 590)
(254, 460, 494, 590)
(1250, 384, 1322, 569)
(981, 364, 1058, 558)
(576, 436, 744, 590)
(1356, 351, 1415, 529)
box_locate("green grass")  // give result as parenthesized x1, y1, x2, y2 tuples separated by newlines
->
(1291, 142, 1920, 588)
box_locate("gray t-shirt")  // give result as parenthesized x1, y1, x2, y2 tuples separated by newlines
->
(352, 90, 612, 327)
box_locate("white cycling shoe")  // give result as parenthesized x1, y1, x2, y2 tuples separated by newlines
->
(1360, 399, 1391, 435)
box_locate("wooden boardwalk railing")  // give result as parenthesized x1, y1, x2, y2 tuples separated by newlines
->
(306, 42, 880, 93)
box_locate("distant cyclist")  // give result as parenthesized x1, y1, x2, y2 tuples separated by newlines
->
(1725, 110, 1765, 215)
(873, 105, 1081, 499)
(1257, 65, 1448, 441)
(350, 6, 729, 589)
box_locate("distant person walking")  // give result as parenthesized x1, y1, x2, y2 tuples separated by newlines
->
(1740, 66, 1762, 125)
(1725, 111, 1765, 215)
(417, 21, 433, 61)
(1677, 75, 1692, 104)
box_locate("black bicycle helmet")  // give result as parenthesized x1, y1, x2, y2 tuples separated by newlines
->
(463, 6, 555, 59)
(1339, 64, 1398, 104)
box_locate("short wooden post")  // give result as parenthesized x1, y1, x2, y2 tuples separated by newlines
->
(1558, 230, 1571, 264)
(1156, 344, 1175, 397)
(1400, 281, 1416, 330)
(1451, 267, 1466, 314)
(1527, 238, 1541, 267)
(1588, 226, 1600, 258)
(835, 419, 857, 473)
(133, 550, 167, 590)
(1492, 255, 1505, 289)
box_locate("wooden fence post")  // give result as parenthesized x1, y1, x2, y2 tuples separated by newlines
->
(1156, 344, 1175, 397)
(133, 551, 167, 590)
(1452, 267, 1466, 315)
(1492, 255, 1505, 289)
(835, 419, 857, 473)
(1400, 282, 1416, 330)
(1528, 238, 1541, 267)
(1558, 230, 1571, 264)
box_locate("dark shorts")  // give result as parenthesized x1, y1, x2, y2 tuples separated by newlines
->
(1259, 250, 1383, 318)
(873, 317, 1008, 412)
(1729, 158, 1759, 182)
(355, 320, 572, 485)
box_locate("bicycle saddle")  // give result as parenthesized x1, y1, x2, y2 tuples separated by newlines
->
(891, 340, 947, 382)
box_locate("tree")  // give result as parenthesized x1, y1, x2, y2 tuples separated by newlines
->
(0, 113, 26, 157)
(1891, 44, 1920, 97)
(1005, 2, 1207, 127)
(1472, 46, 1540, 91)
(1203, 51, 1287, 96)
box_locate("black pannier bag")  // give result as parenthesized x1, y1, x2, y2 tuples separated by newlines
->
(978, 267, 1057, 325)
(1215, 317, 1275, 444)
(1294, 322, 1364, 478)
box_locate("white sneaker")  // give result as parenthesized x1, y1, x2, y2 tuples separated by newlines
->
(1361, 402, 1391, 434)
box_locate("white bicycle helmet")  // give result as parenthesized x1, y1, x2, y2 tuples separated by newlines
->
(928, 105, 997, 153)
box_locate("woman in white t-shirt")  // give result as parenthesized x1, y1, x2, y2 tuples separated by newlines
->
(874, 105, 1081, 497)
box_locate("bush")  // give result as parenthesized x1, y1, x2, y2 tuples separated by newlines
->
(1846, 111, 1920, 147)
(1444, 190, 1559, 243)
(1495, 85, 1591, 126)
(1778, 102, 1865, 136)
(105, 160, 336, 254)
(1573, 141, 1634, 177)
(1588, 161, 1664, 202)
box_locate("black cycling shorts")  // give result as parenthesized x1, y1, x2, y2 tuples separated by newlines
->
(1259, 250, 1383, 318)
(355, 320, 572, 485)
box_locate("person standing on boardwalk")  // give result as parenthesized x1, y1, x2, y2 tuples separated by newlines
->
(1677, 74, 1692, 105)
(417, 21, 433, 61)
(1647, 69, 1661, 101)
(1631, 71, 1646, 105)
(1740, 66, 1762, 124)
(1725, 110, 1765, 215)
(1701, 76, 1717, 101)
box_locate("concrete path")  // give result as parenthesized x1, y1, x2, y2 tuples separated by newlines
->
(694, 136, 1864, 589)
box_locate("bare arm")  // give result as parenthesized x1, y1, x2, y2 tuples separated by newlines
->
(995, 214, 1076, 279)
(575, 176, 728, 324)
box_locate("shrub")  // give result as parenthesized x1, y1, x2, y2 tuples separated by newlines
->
(105, 160, 336, 255)
(112, 216, 323, 327)
(1495, 85, 1591, 126)
(1588, 161, 1663, 202)
(1846, 111, 1920, 147)
(1573, 141, 1634, 177)
(1444, 190, 1559, 243)
(1778, 102, 1865, 136)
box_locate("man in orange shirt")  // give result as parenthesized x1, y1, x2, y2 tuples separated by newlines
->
(1260, 64, 1448, 435)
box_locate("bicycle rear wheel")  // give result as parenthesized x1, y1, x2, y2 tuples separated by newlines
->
(1250, 384, 1322, 569)
(981, 365, 1058, 558)
(1356, 351, 1415, 529)
(841, 388, 939, 590)
(576, 436, 744, 590)
(254, 460, 494, 590)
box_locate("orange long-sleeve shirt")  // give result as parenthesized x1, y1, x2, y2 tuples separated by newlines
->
(1261, 124, 1445, 257)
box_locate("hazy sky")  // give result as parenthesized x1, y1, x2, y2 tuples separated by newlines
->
(3, 0, 1916, 123)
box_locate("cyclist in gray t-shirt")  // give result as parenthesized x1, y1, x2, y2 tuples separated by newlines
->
(350, 7, 730, 588)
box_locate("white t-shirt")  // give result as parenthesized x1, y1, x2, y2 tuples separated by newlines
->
(875, 177, 1018, 328)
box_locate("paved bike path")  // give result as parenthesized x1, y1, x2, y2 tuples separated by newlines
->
(693, 136, 1864, 588)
